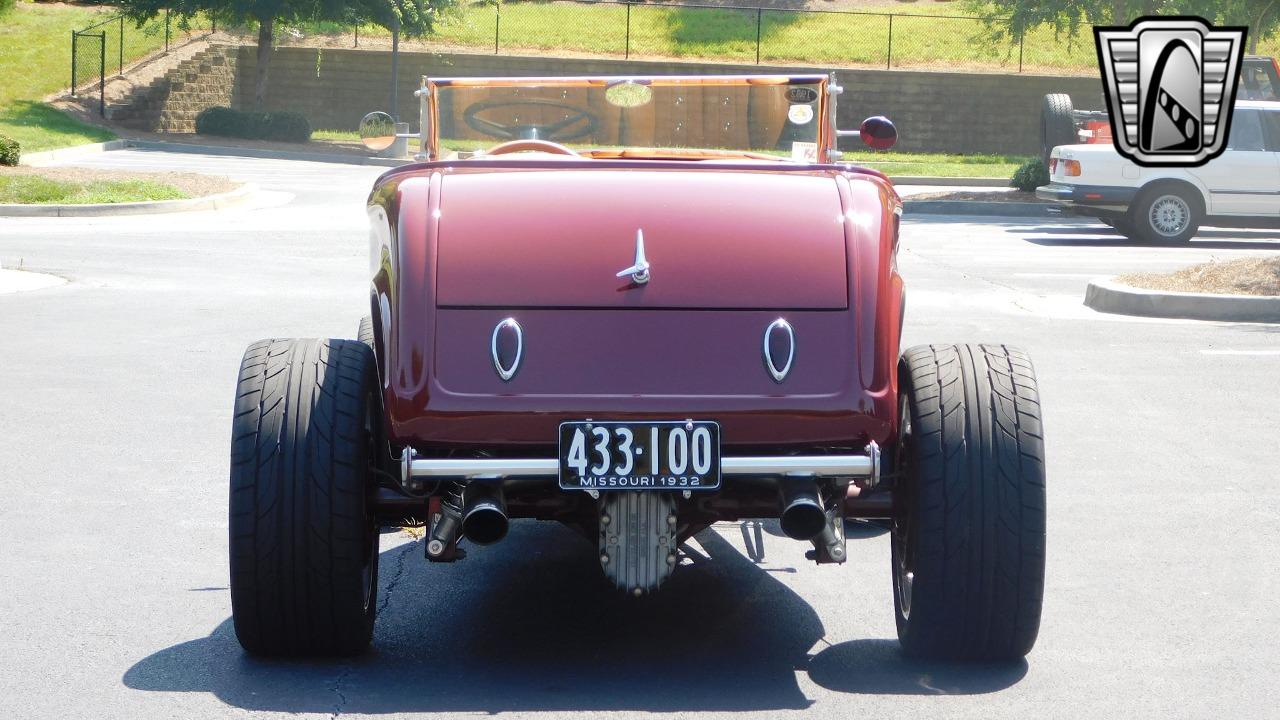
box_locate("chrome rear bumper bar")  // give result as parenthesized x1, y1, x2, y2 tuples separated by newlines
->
(401, 442, 879, 486)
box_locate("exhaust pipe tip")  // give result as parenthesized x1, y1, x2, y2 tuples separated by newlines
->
(462, 499, 509, 545)
(780, 485, 827, 541)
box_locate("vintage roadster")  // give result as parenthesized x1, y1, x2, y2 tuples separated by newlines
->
(229, 74, 1046, 661)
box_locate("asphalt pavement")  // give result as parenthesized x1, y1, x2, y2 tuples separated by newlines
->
(1, 149, 1279, 719)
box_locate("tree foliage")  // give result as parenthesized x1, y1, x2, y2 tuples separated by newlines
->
(963, 0, 1277, 52)
(114, 0, 452, 108)
(1211, 0, 1280, 51)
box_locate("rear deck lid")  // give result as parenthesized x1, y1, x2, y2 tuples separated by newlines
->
(434, 168, 848, 309)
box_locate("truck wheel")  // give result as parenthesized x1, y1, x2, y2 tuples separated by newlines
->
(229, 338, 381, 656)
(1129, 185, 1201, 244)
(892, 344, 1046, 661)
(1040, 93, 1075, 166)
(358, 315, 374, 350)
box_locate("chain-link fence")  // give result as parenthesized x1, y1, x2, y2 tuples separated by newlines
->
(271, 1, 1098, 75)
(480, 1, 1095, 73)
(71, 30, 105, 115)
(71, 12, 218, 116)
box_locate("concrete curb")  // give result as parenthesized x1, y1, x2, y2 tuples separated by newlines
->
(892, 176, 1008, 187)
(126, 140, 408, 167)
(18, 140, 131, 167)
(0, 182, 258, 217)
(1085, 278, 1280, 323)
(0, 268, 67, 295)
(903, 200, 1055, 217)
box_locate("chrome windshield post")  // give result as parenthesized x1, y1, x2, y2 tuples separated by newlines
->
(414, 76, 431, 161)
(826, 72, 844, 162)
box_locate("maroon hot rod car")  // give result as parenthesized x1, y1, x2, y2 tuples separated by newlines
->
(229, 74, 1046, 661)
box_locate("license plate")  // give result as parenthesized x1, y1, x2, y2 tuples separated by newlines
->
(558, 420, 721, 491)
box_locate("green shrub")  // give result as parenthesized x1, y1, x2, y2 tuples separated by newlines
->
(1010, 158, 1049, 192)
(264, 111, 311, 142)
(0, 135, 19, 166)
(0, 0, 14, 17)
(195, 107, 250, 138)
(195, 107, 312, 143)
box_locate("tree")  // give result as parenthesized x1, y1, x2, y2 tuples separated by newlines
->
(1211, 0, 1280, 51)
(962, 0, 1273, 48)
(116, 0, 451, 109)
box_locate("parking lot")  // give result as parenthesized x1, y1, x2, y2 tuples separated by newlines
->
(2, 150, 1278, 719)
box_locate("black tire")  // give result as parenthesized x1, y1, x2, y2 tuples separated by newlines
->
(1098, 215, 1137, 237)
(1112, 218, 1138, 238)
(1128, 184, 1201, 244)
(892, 344, 1046, 661)
(358, 315, 374, 351)
(1040, 93, 1076, 166)
(229, 338, 381, 657)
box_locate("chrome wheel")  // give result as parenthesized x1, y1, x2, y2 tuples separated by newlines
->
(1148, 194, 1192, 237)
(360, 389, 381, 614)
(891, 392, 915, 622)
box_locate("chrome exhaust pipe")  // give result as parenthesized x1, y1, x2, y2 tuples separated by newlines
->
(461, 485, 509, 545)
(779, 481, 827, 541)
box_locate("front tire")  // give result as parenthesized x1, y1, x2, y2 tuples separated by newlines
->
(229, 338, 381, 656)
(892, 344, 1046, 661)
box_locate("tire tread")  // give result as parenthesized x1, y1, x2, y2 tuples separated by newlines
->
(229, 337, 378, 657)
(896, 344, 1046, 661)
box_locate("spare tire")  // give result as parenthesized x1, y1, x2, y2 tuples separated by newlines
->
(1041, 93, 1075, 166)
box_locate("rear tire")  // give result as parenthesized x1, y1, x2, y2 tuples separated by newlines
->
(1040, 93, 1075, 166)
(892, 344, 1046, 661)
(1111, 217, 1138, 238)
(1128, 185, 1201, 244)
(229, 338, 381, 657)
(358, 316, 374, 351)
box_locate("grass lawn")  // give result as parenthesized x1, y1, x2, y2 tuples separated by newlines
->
(0, 3, 120, 152)
(0, 173, 188, 204)
(0, 2, 187, 154)
(847, 151, 1030, 177)
(0, 101, 115, 153)
(286, 1, 1099, 73)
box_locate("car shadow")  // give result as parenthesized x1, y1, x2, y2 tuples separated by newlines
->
(1022, 235, 1280, 250)
(1011, 225, 1280, 250)
(807, 640, 1027, 695)
(123, 521, 1024, 713)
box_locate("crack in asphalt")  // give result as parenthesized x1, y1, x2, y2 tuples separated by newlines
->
(329, 665, 353, 719)
(378, 538, 416, 616)
(330, 539, 415, 718)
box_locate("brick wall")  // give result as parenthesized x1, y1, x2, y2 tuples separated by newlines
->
(228, 47, 1100, 154)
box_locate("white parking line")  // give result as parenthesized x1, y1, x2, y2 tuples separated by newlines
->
(1200, 349, 1280, 355)
(1012, 272, 1103, 278)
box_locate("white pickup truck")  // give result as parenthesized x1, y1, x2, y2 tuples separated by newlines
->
(1036, 100, 1280, 243)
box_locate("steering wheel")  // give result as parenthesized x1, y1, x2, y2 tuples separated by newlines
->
(463, 98, 599, 142)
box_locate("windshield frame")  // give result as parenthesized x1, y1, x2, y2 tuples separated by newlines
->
(417, 74, 834, 162)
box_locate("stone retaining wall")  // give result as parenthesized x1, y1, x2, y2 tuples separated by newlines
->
(117, 44, 1103, 154)
(233, 48, 1102, 154)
